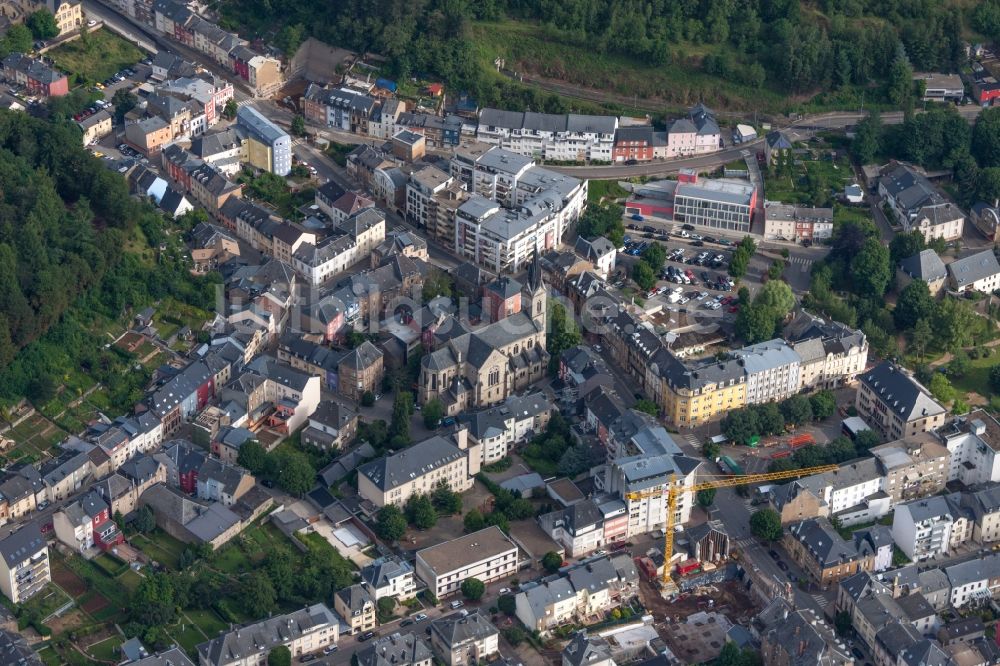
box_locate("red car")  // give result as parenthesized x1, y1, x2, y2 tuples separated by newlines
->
(728, 305, 738, 313)
(721, 296, 733, 305)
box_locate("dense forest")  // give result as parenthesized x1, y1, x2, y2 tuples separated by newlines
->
(220, 0, 967, 108)
(0, 111, 216, 408)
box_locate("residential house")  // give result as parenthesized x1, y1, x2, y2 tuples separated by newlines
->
(962, 485, 1000, 544)
(940, 410, 1000, 486)
(948, 249, 1000, 294)
(572, 236, 616, 279)
(612, 126, 654, 163)
(45, 0, 83, 35)
(879, 163, 964, 242)
(732, 339, 802, 405)
(754, 598, 850, 665)
(943, 553, 1000, 607)
(0, 525, 48, 604)
(870, 433, 949, 504)
(148, 360, 215, 434)
(415, 526, 518, 598)
(0, 629, 44, 666)
(561, 633, 616, 666)
(771, 459, 887, 527)
(52, 490, 122, 553)
(896, 249, 948, 296)
(686, 520, 730, 563)
(763, 203, 834, 243)
(334, 584, 376, 635)
(357, 429, 481, 508)
(514, 554, 638, 634)
(300, 401, 358, 452)
(405, 165, 468, 246)
(360, 556, 416, 601)
(763, 131, 794, 165)
(784, 518, 874, 589)
(153, 439, 207, 494)
(539, 499, 605, 558)
(196, 458, 254, 506)
(458, 391, 551, 464)
(970, 201, 1000, 242)
(853, 525, 895, 572)
(124, 116, 173, 157)
(338, 341, 384, 401)
(139, 483, 247, 550)
(196, 603, 339, 666)
(856, 361, 947, 441)
(783, 311, 869, 391)
(429, 611, 499, 666)
(356, 633, 432, 666)
(78, 110, 112, 146)
(188, 162, 243, 218)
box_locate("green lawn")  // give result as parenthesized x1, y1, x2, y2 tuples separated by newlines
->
(48, 29, 144, 84)
(587, 179, 629, 203)
(119, 569, 143, 594)
(36, 646, 61, 666)
(764, 148, 855, 206)
(133, 530, 188, 570)
(20, 584, 72, 620)
(154, 297, 211, 344)
(212, 542, 253, 575)
(953, 355, 1000, 398)
(169, 616, 210, 656)
(86, 636, 122, 662)
(186, 608, 228, 637)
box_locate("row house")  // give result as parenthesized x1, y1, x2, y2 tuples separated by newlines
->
(154, 439, 205, 495)
(197, 604, 339, 666)
(784, 311, 869, 391)
(539, 497, 627, 558)
(302, 84, 377, 133)
(188, 162, 243, 218)
(514, 554, 638, 634)
(290, 208, 386, 286)
(347, 145, 393, 191)
(124, 116, 173, 157)
(334, 584, 376, 635)
(189, 16, 245, 67)
(85, 411, 164, 470)
(396, 112, 463, 149)
(784, 517, 874, 589)
(763, 203, 834, 243)
(148, 360, 215, 434)
(0, 53, 69, 97)
(754, 599, 850, 665)
(52, 490, 123, 554)
(40, 449, 93, 503)
(93, 453, 168, 516)
(476, 108, 617, 162)
(158, 74, 235, 133)
(219, 356, 321, 434)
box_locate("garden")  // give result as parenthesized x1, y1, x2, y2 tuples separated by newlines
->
(47, 29, 144, 84)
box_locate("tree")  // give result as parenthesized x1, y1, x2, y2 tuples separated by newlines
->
(464, 508, 485, 533)
(498, 593, 516, 615)
(894, 280, 935, 331)
(461, 577, 485, 600)
(377, 597, 396, 621)
(633, 399, 659, 416)
(780, 395, 813, 426)
(240, 572, 277, 617)
(852, 111, 882, 164)
(389, 390, 412, 444)
(344, 330, 367, 348)
(25, 375, 55, 404)
(542, 551, 563, 573)
(888, 49, 914, 109)
(431, 480, 462, 514)
(236, 440, 267, 475)
(112, 89, 138, 124)
(423, 398, 444, 429)
(973, 108, 1000, 169)
(750, 508, 783, 541)
(268, 646, 291, 666)
(276, 450, 315, 496)
(5, 25, 32, 54)
(405, 494, 438, 529)
(130, 572, 178, 629)
(889, 230, 925, 265)
(928, 373, 956, 404)
(851, 239, 891, 298)
(948, 351, 970, 378)
(361, 390, 376, 407)
(990, 365, 1000, 393)
(721, 408, 759, 446)
(736, 301, 778, 343)
(854, 429, 881, 454)
(640, 243, 666, 271)
(576, 202, 625, 247)
(558, 444, 595, 477)
(909, 318, 933, 359)
(631, 261, 656, 291)
(703, 441, 720, 461)
(135, 505, 156, 533)
(223, 99, 238, 119)
(825, 436, 857, 463)
(834, 611, 853, 637)
(697, 488, 716, 507)
(422, 269, 453, 303)
(26, 10, 58, 40)
(809, 390, 837, 421)
(547, 302, 580, 375)
(376, 505, 407, 541)
(290, 115, 307, 137)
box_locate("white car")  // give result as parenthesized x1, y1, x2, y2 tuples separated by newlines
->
(414, 613, 428, 621)
(499, 587, 512, 595)
(679, 297, 690, 304)
(87, 19, 97, 26)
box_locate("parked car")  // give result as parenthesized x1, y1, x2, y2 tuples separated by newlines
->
(299, 656, 318, 663)
(624, 158, 638, 165)
(776, 561, 789, 571)
(769, 550, 780, 560)
(630, 213, 644, 221)
(499, 587, 512, 595)
(400, 619, 414, 627)
(324, 645, 339, 654)
(414, 613, 428, 622)
(359, 631, 377, 641)
(682, 223, 695, 230)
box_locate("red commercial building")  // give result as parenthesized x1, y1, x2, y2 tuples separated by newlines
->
(974, 77, 1000, 106)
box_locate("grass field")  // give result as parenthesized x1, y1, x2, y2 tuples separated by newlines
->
(153, 297, 212, 343)
(48, 29, 144, 84)
(86, 636, 122, 662)
(133, 530, 188, 570)
(764, 146, 855, 206)
(953, 355, 1000, 399)
(587, 179, 629, 203)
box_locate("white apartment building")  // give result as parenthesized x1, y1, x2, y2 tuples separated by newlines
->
(878, 163, 964, 242)
(940, 411, 1000, 486)
(763, 203, 834, 243)
(458, 392, 551, 464)
(788, 458, 889, 526)
(196, 604, 339, 666)
(948, 249, 1000, 293)
(0, 525, 49, 604)
(476, 109, 617, 162)
(785, 312, 869, 391)
(360, 556, 416, 601)
(892, 495, 969, 561)
(415, 527, 518, 598)
(733, 339, 802, 405)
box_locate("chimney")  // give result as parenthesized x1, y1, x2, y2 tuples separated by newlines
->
(798, 640, 807, 657)
(454, 427, 468, 451)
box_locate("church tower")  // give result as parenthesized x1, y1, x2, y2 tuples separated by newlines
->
(524, 252, 546, 330)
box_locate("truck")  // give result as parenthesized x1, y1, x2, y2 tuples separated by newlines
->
(667, 291, 682, 304)
(718, 455, 745, 476)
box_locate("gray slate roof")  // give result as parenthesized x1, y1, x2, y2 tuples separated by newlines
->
(430, 610, 498, 649)
(859, 361, 946, 422)
(948, 249, 1000, 288)
(898, 249, 947, 282)
(358, 434, 464, 491)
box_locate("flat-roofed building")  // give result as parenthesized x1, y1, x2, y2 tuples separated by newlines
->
(915, 72, 965, 101)
(415, 526, 518, 598)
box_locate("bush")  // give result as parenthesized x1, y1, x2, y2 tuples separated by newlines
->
(361, 391, 375, 407)
(461, 577, 485, 600)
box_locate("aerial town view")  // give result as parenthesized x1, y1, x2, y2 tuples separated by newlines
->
(2, 0, 1000, 665)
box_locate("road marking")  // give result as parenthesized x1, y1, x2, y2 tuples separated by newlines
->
(809, 594, 827, 607)
(683, 433, 701, 449)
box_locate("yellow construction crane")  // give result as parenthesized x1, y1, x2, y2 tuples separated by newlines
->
(626, 464, 840, 584)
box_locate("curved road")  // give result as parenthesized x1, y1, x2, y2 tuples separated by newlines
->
(546, 107, 982, 178)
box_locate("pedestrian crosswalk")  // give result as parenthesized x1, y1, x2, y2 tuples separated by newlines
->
(235, 98, 254, 108)
(732, 537, 756, 549)
(808, 593, 828, 608)
(789, 256, 813, 272)
(682, 433, 701, 450)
